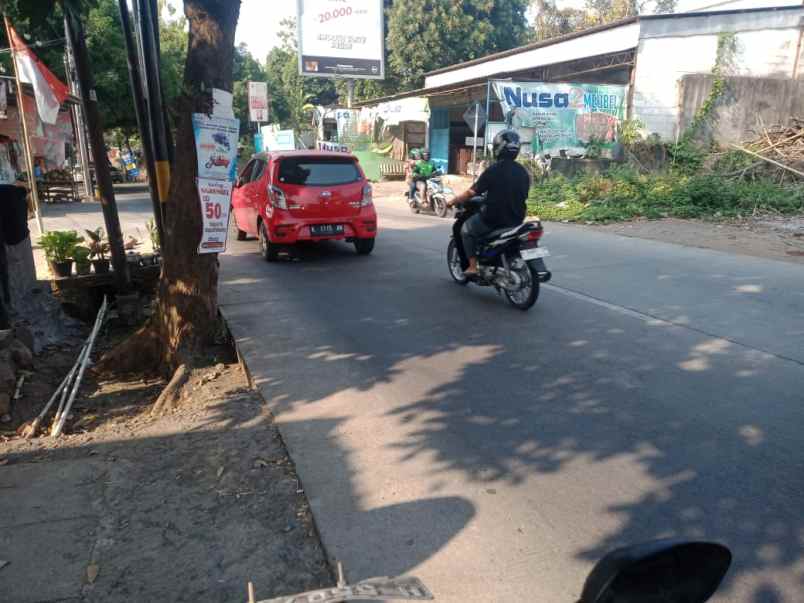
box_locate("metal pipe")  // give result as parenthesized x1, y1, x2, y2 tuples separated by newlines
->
(484, 79, 492, 160)
(52, 296, 108, 437)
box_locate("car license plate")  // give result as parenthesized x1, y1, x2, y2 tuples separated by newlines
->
(310, 224, 344, 237)
(521, 247, 549, 260)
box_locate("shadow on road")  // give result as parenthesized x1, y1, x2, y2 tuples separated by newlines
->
(221, 222, 804, 601)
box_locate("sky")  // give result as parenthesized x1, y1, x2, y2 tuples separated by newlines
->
(175, 0, 794, 65)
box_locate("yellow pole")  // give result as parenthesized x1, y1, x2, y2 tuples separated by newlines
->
(3, 14, 45, 234)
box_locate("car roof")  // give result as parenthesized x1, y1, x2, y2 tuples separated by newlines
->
(252, 150, 358, 161)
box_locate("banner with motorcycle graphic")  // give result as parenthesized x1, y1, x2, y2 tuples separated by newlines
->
(491, 80, 627, 157)
(192, 110, 240, 254)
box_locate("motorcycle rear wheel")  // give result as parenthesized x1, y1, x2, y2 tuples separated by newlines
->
(447, 239, 468, 285)
(504, 261, 539, 310)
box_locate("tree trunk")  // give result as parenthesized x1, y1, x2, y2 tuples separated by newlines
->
(99, 0, 241, 376)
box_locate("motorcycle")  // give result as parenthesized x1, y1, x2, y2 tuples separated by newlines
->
(252, 539, 732, 602)
(408, 172, 453, 218)
(447, 196, 551, 310)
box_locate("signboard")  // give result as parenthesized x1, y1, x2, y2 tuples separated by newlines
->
(196, 179, 232, 253)
(192, 107, 240, 254)
(262, 125, 297, 151)
(191, 113, 239, 182)
(248, 81, 269, 122)
(297, 0, 385, 79)
(463, 104, 486, 130)
(318, 140, 350, 152)
(492, 81, 627, 156)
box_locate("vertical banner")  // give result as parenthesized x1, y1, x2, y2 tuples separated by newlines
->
(297, 0, 385, 79)
(492, 81, 627, 156)
(191, 111, 240, 254)
(248, 81, 269, 122)
(196, 179, 233, 253)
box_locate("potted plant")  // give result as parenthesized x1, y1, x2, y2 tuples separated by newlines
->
(84, 228, 111, 274)
(73, 245, 92, 276)
(39, 231, 83, 278)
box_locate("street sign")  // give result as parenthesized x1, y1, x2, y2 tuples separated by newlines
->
(248, 81, 269, 122)
(463, 104, 486, 130)
(297, 0, 385, 80)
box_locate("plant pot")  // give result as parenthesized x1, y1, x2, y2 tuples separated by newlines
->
(75, 262, 92, 276)
(49, 260, 74, 278)
(92, 259, 110, 274)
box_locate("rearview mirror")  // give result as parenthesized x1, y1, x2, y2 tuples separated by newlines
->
(579, 540, 731, 603)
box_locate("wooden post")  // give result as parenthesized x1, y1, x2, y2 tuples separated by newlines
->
(117, 0, 165, 246)
(137, 0, 172, 210)
(63, 8, 130, 290)
(3, 14, 44, 235)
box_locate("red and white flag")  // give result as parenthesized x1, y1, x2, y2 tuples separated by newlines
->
(8, 24, 69, 125)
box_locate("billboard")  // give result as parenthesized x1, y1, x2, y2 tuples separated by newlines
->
(248, 81, 269, 122)
(492, 81, 627, 156)
(297, 0, 385, 80)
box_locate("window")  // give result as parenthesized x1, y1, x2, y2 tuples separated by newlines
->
(278, 157, 361, 186)
(251, 159, 266, 182)
(238, 160, 255, 184)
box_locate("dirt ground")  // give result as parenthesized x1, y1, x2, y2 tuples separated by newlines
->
(587, 215, 804, 264)
(0, 314, 331, 602)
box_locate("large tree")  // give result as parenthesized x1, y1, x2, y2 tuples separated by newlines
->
(101, 0, 241, 395)
(387, 0, 530, 89)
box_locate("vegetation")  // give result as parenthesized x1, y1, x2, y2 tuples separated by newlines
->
(39, 230, 84, 263)
(528, 167, 804, 222)
(84, 228, 110, 260)
(387, 0, 530, 89)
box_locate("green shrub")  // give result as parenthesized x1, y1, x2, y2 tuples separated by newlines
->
(39, 231, 83, 263)
(527, 170, 803, 223)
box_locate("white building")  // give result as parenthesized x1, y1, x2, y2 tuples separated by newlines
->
(358, 5, 804, 174)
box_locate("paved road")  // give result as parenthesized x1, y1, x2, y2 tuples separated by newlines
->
(222, 195, 801, 602)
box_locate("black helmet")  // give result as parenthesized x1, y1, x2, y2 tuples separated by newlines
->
(493, 129, 521, 161)
(422, 150, 431, 160)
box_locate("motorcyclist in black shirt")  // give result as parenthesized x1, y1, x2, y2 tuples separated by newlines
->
(448, 129, 530, 276)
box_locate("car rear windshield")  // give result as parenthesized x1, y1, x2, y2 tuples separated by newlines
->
(277, 157, 361, 186)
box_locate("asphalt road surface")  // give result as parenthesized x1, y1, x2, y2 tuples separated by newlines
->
(221, 195, 804, 602)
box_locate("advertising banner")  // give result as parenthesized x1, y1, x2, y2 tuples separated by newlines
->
(297, 0, 385, 79)
(192, 105, 240, 254)
(191, 113, 239, 182)
(196, 178, 233, 254)
(248, 81, 269, 122)
(492, 81, 627, 156)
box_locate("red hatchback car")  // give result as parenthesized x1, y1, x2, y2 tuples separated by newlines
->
(231, 151, 377, 260)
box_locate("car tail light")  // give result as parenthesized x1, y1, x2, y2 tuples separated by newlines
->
(360, 183, 373, 207)
(269, 185, 287, 210)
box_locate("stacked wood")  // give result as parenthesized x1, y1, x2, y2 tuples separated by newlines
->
(730, 117, 804, 182)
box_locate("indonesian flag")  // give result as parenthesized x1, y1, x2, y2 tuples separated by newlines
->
(8, 24, 69, 125)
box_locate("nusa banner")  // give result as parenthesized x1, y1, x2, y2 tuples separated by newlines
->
(492, 81, 627, 156)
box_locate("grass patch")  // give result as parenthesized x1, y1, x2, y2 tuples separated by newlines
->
(527, 167, 804, 223)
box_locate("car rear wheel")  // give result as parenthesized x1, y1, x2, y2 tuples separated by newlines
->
(258, 221, 279, 262)
(354, 238, 375, 255)
(234, 217, 248, 241)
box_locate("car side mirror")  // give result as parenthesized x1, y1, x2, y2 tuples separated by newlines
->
(579, 540, 731, 603)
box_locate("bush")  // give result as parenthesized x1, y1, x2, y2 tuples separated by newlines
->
(527, 168, 804, 223)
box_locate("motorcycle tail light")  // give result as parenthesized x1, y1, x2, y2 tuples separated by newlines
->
(526, 228, 543, 241)
(360, 183, 373, 207)
(269, 185, 288, 210)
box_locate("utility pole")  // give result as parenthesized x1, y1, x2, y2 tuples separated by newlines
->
(137, 0, 171, 210)
(63, 8, 130, 290)
(148, 0, 175, 165)
(117, 0, 164, 246)
(3, 14, 44, 235)
(63, 18, 93, 199)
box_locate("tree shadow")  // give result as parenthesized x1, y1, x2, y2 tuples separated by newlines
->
(220, 221, 804, 601)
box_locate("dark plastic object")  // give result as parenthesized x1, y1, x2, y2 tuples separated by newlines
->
(579, 540, 731, 603)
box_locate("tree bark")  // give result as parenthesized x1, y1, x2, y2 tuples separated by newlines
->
(99, 0, 241, 376)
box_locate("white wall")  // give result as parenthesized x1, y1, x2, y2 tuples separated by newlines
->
(632, 9, 804, 138)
